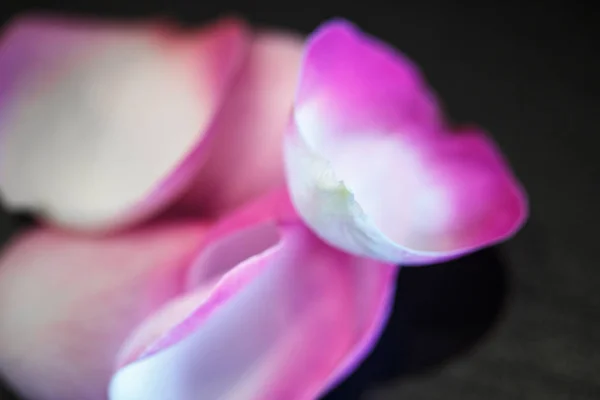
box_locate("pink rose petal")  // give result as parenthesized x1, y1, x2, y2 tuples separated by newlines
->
(110, 193, 397, 400)
(0, 223, 209, 400)
(285, 19, 528, 264)
(0, 188, 397, 400)
(0, 14, 250, 232)
(175, 30, 305, 217)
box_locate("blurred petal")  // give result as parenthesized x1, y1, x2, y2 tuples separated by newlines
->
(0, 223, 208, 400)
(110, 188, 397, 400)
(0, 14, 250, 231)
(285, 19, 528, 264)
(176, 30, 304, 217)
(0, 188, 397, 400)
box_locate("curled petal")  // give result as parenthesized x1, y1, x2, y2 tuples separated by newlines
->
(0, 14, 250, 231)
(0, 189, 397, 400)
(110, 188, 397, 400)
(176, 30, 305, 217)
(285, 19, 528, 264)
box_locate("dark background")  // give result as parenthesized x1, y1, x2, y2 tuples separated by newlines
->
(1, 1, 599, 399)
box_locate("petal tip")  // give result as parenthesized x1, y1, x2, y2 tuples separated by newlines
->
(197, 14, 250, 44)
(310, 18, 359, 39)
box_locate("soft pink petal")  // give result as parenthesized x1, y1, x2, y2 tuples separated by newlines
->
(0, 188, 397, 400)
(175, 30, 304, 217)
(110, 189, 397, 400)
(0, 14, 250, 232)
(0, 223, 209, 400)
(285, 19, 528, 264)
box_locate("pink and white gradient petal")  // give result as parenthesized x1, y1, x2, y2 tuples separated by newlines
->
(285, 19, 528, 264)
(0, 189, 397, 400)
(0, 14, 250, 232)
(110, 189, 397, 400)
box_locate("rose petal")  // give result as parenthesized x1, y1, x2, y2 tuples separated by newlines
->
(0, 223, 209, 400)
(0, 188, 397, 400)
(285, 19, 528, 264)
(0, 14, 250, 232)
(175, 30, 304, 217)
(110, 193, 397, 399)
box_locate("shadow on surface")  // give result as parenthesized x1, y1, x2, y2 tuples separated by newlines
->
(322, 247, 509, 399)
(0, 207, 35, 249)
(0, 385, 18, 400)
(0, 208, 34, 399)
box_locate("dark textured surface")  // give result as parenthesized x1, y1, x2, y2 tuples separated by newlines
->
(1, 1, 599, 399)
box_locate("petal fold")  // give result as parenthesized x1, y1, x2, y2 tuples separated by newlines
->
(175, 30, 305, 217)
(0, 189, 397, 400)
(0, 14, 250, 231)
(110, 188, 397, 400)
(285, 19, 528, 264)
